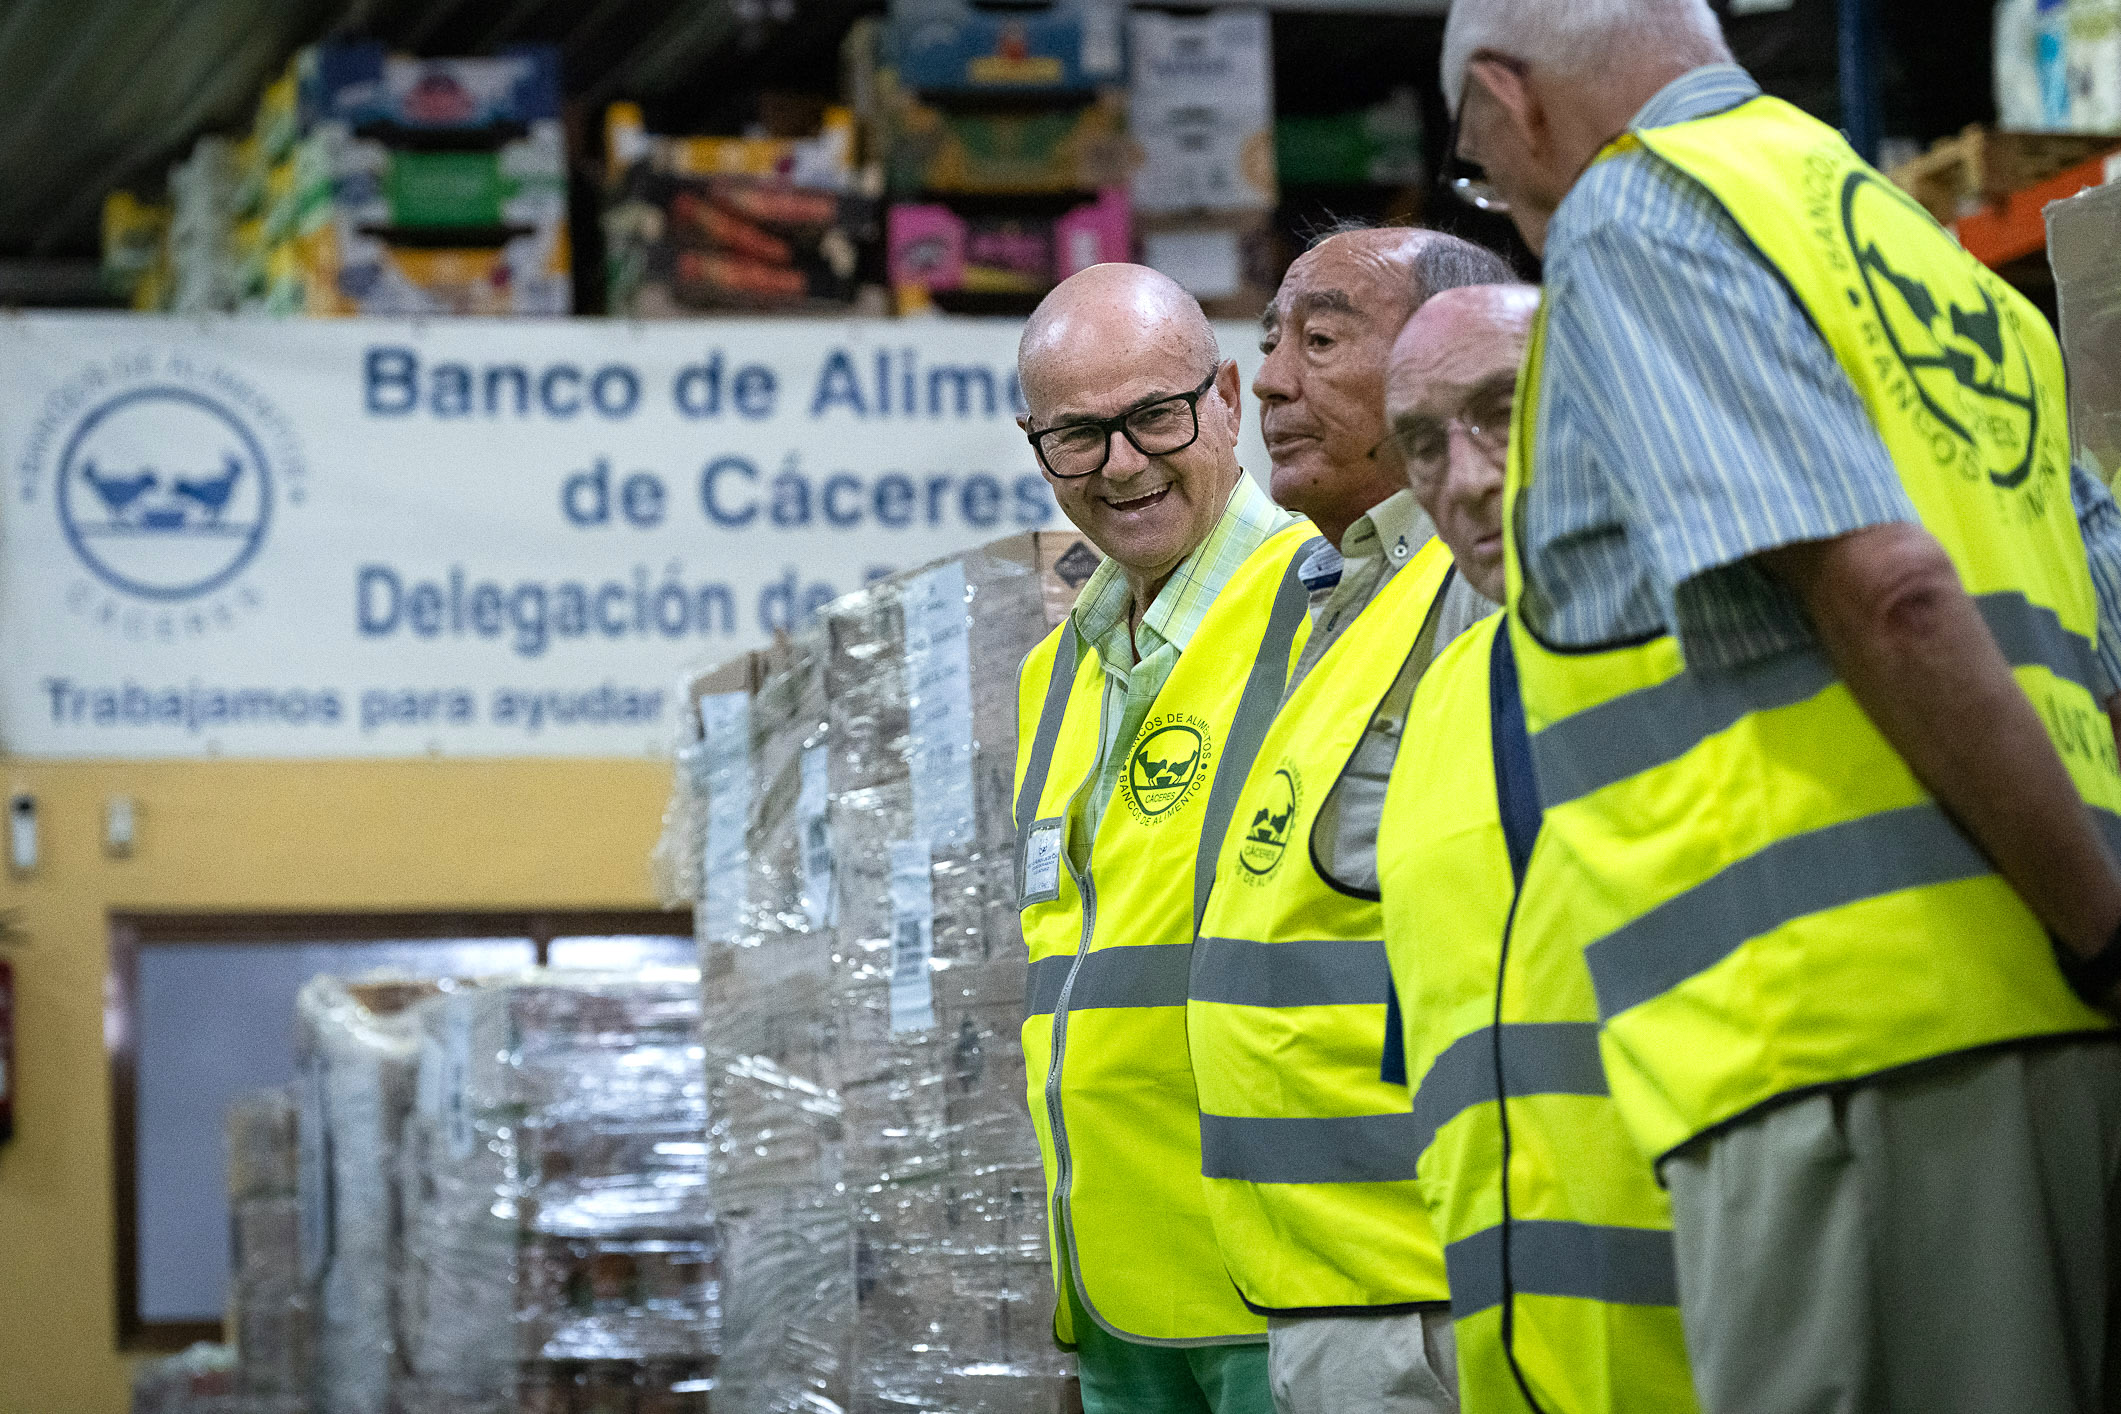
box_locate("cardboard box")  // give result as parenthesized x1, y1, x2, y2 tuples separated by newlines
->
(886, 0, 1126, 96)
(1129, 10, 1277, 215)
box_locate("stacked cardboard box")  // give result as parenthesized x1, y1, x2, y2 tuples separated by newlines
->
(396, 970, 718, 1414)
(272, 42, 572, 316)
(603, 103, 883, 316)
(1129, 9, 1278, 319)
(866, 0, 1138, 312)
(664, 529, 1101, 1413)
(295, 977, 441, 1414)
(226, 1088, 312, 1400)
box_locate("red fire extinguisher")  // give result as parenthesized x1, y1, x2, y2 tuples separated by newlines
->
(0, 958, 15, 1146)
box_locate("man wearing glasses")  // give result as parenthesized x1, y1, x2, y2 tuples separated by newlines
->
(1376, 282, 1701, 1414)
(1010, 261, 1311, 1414)
(1439, 0, 2121, 1409)
(1187, 228, 1510, 1414)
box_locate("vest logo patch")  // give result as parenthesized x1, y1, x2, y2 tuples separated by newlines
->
(1123, 717, 1213, 823)
(1840, 168, 2044, 495)
(1235, 766, 1301, 881)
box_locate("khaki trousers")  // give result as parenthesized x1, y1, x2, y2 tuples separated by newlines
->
(1266, 1305, 1459, 1414)
(1666, 1039, 2121, 1414)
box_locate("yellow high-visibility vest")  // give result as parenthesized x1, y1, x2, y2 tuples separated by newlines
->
(1015, 521, 1319, 1344)
(1504, 95, 2121, 1164)
(1382, 614, 1700, 1413)
(1189, 537, 1458, 1313)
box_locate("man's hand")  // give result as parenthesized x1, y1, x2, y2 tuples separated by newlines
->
(1761, 522, 2121, 1013)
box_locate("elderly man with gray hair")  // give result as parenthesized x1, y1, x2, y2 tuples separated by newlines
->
(1439, 1, 2121, 1411)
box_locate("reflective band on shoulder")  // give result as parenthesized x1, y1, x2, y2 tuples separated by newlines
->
(1026, 942, 1194, 1017)
(1532, 590, 2101, 808)
(1408, 1022, 1606, 1157)
(1195, 538, 1325, 932)
(1016, 622, 1079, 854)
(1585, 803, 1988, 1020)
(1198, 1111, 1419, 1183)
(1190, 936, 1391, 1008)
(1444, 1220, 1680, 1318)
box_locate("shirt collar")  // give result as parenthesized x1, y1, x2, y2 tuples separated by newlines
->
(1068, 472, 1288, 657)
(1629, 63, 1761, 132)
(1318, 489, 1432, 581)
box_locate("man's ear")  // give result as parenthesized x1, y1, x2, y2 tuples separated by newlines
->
(1467, 55, 1543, 163)
(1214, 358, 1243, 441)
(1016, 412, 1033, 434)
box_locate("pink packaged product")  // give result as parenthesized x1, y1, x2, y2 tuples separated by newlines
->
(888, 188, 1130, 295)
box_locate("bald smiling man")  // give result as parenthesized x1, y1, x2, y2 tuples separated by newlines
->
(1010, 264, 1315, 1414)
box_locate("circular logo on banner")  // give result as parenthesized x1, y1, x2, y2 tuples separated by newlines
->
(1235, 766, 1301, 881)
(1123, 718, 1212, 822)
(56, 386, 274, 601)
(1840, 169, 2041, 491)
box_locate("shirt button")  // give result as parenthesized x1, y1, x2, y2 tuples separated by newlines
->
(1390, 541, 1408, 561)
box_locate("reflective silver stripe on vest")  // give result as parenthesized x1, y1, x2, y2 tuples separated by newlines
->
(1198, 1111, 1420, 1183)
(1532, 590, 2102, 808)
(1013, 620, 1080, 895)
(1444, 1220, 1680, 1318)
(1408, 1022, 1606, 1158)
(1585, 803, 1990, 1020)
(1194, 538, 1326, 931)
(1189, 937, 1391, 1008)
(1026, 943, 1193, 1017)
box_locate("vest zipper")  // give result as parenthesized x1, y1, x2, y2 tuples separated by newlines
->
(1042, 681, 1109, 1305)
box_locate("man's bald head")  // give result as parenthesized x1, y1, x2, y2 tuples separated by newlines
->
(1019, 263, 1219, 414)
(1385, 283, 1539, 600)
(1016, 263, 1243, 612)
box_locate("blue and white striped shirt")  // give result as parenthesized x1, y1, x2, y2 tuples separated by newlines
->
(1522, 64, 2121, 693)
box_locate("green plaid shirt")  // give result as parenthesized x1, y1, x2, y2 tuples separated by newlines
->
(1069, 474, 1298, 850)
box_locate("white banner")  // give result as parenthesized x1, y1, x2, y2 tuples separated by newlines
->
(0, 314, 1271, 757)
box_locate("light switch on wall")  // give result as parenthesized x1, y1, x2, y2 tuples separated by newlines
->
(7, 796, 35, 874)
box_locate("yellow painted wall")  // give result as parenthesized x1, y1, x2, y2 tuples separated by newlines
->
(0, 757, 675, 1414)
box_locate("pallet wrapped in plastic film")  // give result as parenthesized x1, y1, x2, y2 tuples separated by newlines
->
(131, 1342, 307, 1414)
(684, 632, 858, 1414)
(226, 1087, 312, 1399)
(295, 976, 442, 1414)
(824, 531, 1099, 1414)
(396, 968, 718, 1414)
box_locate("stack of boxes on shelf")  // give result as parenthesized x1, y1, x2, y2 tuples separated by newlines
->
(666, 528, 1102, 1413)
(291, 969, 716, 1414)
(108, 42, 571, 315)
(226, 1088, 312, 1406)
(1128, 9, 1281, 317)
(602, 102, 884, 315)
(267, 42, 571, 316)
(872, 0, 1135, 312)
(397, 971, 718, 1414)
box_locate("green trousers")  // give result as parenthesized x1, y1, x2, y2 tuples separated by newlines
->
(1065, 1271, 1273, 1414)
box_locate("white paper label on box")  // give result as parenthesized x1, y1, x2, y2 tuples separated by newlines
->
(799, 741, 836, 930)
(1020, 819, 1064, 907)
(442, 1003, 477, 1161)
(700, 690, 753, 943)
(901, 562, 976, 851)
(296, 1060, 331, 1284)
(888, 839, 938, 1034)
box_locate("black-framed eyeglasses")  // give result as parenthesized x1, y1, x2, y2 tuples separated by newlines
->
(1028, 369, 1219, 479)
(1443, 54, 1526, 214)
